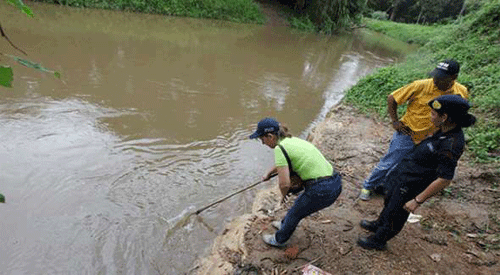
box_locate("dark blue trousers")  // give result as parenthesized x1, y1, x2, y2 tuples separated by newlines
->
(275, 173, 342, 244)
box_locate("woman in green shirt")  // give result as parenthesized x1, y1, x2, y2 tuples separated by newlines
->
(250, 118, 342, 247)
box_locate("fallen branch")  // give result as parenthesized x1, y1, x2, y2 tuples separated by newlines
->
(0, 22, 27, 56)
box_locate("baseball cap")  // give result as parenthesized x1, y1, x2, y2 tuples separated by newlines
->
(249, 117, 280, 139)
(430, 59, 460, 78)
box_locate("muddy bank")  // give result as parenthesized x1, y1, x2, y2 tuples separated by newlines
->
(192, 104, 500, 275)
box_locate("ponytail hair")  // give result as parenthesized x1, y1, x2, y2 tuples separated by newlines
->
(276, 124, 292, 138)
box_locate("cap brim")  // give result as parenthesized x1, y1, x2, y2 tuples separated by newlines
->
(429, 68, 449, 79)
(249, 132, 260, 139)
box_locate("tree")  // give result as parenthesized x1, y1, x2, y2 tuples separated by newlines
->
(370, 0, 465, 23)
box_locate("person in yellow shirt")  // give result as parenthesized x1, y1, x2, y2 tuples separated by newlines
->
(359, 59, 469, 200)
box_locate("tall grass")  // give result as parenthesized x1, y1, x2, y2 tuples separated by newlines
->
(345, 0, 500, 163)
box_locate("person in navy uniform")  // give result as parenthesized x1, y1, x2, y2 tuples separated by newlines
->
(357, 94, 476, 250)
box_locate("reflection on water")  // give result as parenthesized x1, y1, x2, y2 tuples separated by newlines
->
(0, 2, 415, 274)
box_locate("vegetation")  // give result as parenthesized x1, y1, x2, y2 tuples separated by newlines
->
(345, 0, 500, 163)
(32, 0, 266, 23)
(362, 18, 441, 45)
(366, 0, 468, 24)
(276, 0, 365, 34)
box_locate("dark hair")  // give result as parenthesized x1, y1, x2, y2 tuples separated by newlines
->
(456, 113, 476, 128)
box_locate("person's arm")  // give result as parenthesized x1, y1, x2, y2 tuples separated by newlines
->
(277, 166, 291, 200)
(404, 177, 451, 213)
(387, 94, 413, 135)
(263, 166, 278, 181)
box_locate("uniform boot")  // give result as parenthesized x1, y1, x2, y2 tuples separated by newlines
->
(357, 234, 387, 250)
(359, 220, 379, 232)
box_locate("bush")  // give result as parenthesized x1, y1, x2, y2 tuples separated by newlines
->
(370, 10, 388, 20)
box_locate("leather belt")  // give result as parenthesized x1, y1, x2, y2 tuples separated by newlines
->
(304, 175, 332, 186)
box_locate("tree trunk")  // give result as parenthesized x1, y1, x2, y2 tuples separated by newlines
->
(417, 9, 423, 24)
(459, 0, 467, 16)
(390, 0, 404, 21)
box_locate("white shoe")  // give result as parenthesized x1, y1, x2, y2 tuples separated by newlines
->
(359, 188, 371, 201)
(271, 221, 282, 230)
(262, 234, 287, 247)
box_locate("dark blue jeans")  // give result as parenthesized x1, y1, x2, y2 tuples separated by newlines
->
(362, 132, 414, 191)
(275, 173, 342, 244)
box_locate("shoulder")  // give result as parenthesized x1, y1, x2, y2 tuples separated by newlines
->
(411, 78, 433, 88)
(452, 81, 469, 98)
(439, 129, 465, 154)
(395, 78, 430, 93)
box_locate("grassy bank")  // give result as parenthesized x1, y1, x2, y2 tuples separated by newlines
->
(345, 0, 500, 163)
(31, 0, 266, 23)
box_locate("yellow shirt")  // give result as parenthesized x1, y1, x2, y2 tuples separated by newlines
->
(392, 78, 469, 144)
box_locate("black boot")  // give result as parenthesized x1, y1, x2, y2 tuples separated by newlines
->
(357, 235, 387, 250)
(359, 220, 378, 232)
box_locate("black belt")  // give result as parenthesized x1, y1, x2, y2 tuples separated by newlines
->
(304, 175, 332, 186)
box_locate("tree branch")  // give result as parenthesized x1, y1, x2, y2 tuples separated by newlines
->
(0, 22, 28, 56)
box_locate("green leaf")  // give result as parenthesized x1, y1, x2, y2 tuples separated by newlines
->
(7, 0, 34, 17)
(6, 54, 50, 72)
(4, 55, 60, 80)
(22, 6, 34, 17)
(0, 66, 14, 88)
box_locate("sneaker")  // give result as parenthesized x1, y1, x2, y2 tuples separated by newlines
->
(271, 221, 282, 230)
(262, 234, 287, 247)
(359, 188, 371, 201)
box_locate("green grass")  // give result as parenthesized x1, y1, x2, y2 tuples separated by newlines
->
(346, 0, 500, 164)
(32, 0, 266, 24)
(362, 17, 443, 45)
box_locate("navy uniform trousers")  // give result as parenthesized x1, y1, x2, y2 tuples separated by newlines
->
(371, 176, 431, 242)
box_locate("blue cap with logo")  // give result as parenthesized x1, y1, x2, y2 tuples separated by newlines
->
(249, 117, 280, 139)
(430, 59, 460, 78)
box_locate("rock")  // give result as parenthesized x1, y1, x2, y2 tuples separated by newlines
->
(430, 253, 441, 262)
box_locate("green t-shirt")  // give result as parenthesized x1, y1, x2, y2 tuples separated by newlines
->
(274, 137, 333, 181)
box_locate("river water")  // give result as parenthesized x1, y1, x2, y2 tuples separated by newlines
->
(0, 2, 415, 274)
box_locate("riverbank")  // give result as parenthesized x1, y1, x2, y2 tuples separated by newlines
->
(192, 103, 500, 275)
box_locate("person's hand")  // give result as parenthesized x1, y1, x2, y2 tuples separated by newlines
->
(262, 172, 272, 181)
(281, 194, 290, 205)
(392, 121, 413, 136)
(403, 199, 420, 213)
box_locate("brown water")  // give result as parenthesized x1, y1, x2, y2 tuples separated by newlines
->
(0, 2, 416, 274)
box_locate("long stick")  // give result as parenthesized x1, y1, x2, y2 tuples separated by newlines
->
(194, 173, 277, 215)
(163, 173, 278, 241)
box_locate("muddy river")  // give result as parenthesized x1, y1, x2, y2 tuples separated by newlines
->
(0, 2, 415, 274)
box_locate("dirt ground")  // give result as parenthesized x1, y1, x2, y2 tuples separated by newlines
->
(193, 104, 500, 275)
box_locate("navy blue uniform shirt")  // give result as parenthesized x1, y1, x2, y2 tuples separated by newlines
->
(388, 127, 465, 187)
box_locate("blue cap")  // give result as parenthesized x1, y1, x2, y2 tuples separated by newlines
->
(429, 59, 460, 78)
(249, 118, 280, 139)
(428, 94, 476, 127)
